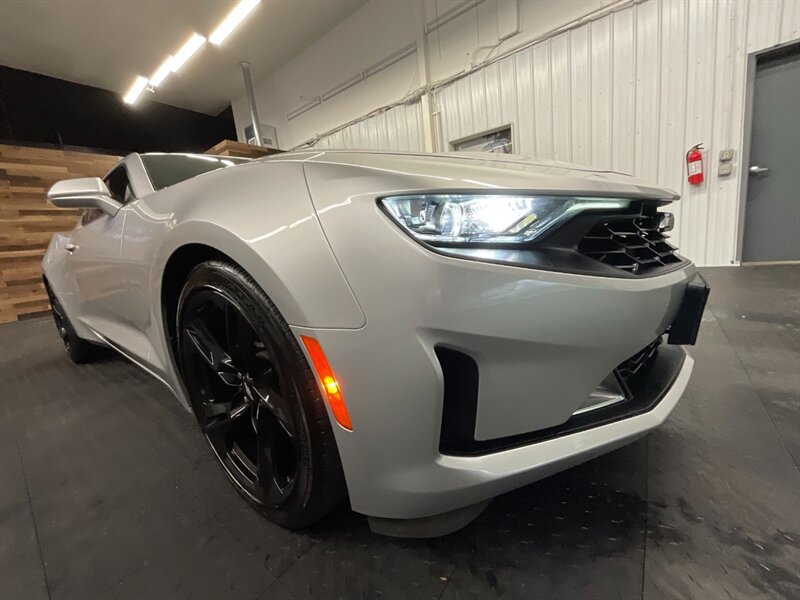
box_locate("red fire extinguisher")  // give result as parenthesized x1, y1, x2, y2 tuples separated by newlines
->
(686, 143, 704, 185)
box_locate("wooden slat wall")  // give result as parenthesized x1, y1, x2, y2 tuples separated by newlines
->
(205, 139, 282, 158)
(0, 144, 119, 323)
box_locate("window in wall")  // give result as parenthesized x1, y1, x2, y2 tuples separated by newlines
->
(451, 125, 513, 154)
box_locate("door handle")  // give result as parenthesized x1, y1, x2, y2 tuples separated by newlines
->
(65, 242, 79, 253)
(749, 165, 770, 175)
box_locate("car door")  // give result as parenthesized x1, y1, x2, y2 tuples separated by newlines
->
(65, 165, 132, 344)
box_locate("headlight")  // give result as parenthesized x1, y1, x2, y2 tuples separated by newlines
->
(380, 194, 630, 245)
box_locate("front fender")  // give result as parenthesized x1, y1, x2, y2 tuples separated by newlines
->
(149, 160, 366, 330)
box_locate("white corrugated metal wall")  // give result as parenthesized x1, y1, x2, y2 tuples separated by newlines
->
(309, 0, 800, 266)
(435, 0, 799, 266)
(310, 101, 426, 152)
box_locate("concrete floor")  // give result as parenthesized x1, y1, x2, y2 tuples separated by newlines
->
(1, 265, 798, 600)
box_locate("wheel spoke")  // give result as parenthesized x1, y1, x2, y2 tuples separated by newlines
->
(250, 348, 275, 380)
(202, 394, 250, 433)
(223, 302, 247, 368)
(249, 382, 295, 439)
(255, 405, 289, 504)
(185, 318, 240, 386)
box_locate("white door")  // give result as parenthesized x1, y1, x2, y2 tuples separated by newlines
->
(66, 165, 130, 342)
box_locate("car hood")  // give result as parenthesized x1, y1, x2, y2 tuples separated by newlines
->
(288, 150, 678, 201)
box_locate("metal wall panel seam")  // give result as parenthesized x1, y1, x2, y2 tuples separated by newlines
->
(590, 16, 611, 169)
(514, 47, 534, 156)
(564, 29, 571, 162)
(631, 2, 639, 176)
(702, 0, 722, 265)
(548, 39, 556, 159)
(526, 49, 536, 157)
(677, 0, 692, 255)
(586, 22, 594, 167)
(474, 68, 488, 133)
(499, 56, 518, 131)
(654, 0, 663, 187)
(532, 43, 553, 158)
(704, 0, 721, 266)
(570, 24, 591, 166)
(611, 11, 620, 170)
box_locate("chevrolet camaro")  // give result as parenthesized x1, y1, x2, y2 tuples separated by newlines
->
(42, 150, 708, 536)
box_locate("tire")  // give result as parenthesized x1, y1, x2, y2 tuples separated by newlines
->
(176, 260, 346, 528)
(44, 282, 108, 364)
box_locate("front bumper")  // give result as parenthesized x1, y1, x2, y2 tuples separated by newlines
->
(292, 257, 698, 520)
(298, 173, 700, 520)
(297, 307, 693, 520)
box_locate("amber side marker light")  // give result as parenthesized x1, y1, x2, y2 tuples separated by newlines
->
(300, 336, 353, 431)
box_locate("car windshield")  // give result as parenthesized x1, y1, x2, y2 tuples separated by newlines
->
(141, 154, 250, 190)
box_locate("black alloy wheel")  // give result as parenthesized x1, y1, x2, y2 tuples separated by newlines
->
(180, 287, 301, 505)
(177, 260, 345, 527)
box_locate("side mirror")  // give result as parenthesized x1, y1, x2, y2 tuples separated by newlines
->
(47, 177, 122, 217)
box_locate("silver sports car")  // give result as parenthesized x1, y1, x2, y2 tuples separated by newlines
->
(43, 150, 708, 536)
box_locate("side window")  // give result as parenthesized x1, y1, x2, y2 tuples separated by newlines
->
(103, 166, 135, 205)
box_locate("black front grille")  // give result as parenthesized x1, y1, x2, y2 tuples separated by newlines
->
(578, 210, 682, 275)
(616, 337, 662, 381)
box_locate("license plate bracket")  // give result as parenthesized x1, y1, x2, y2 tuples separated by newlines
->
(668, 272, 710, 345)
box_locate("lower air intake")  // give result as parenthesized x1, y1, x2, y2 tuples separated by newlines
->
(436, 346, 479, 452)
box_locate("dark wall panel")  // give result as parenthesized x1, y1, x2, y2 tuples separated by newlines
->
(0, 66, 236, 155)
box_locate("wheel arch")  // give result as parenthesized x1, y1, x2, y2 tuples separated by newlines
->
(158, 236, 308, 376)
(157, 219, 311, 328)
(165, 243, 349, 525)
(160, 242, 229, 369)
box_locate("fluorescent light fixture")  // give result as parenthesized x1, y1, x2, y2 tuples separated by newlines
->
(123, 75, 149, 104)
(171, 33, 206, 72)
(149, 56, 174, 87)
(209, 0, 260, 46)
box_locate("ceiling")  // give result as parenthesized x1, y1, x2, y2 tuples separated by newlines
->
(0, 0, 366, 115)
